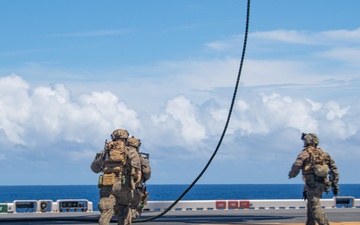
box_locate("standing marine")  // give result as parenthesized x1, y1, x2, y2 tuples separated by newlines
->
(126, 137, 151, 220)
(288, 133, 340, 225)
(91, 128, 143, 225)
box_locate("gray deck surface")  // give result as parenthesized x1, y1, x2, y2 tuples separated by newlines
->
(1, 208, 360, 224)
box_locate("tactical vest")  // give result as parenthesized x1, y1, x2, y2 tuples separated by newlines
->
(303, 146, 329, 178)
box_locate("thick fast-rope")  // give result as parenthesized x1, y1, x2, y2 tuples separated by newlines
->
(134, 0, 251, 222)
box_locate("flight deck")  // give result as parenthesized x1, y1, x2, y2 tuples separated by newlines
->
(1, 197, 359, 224)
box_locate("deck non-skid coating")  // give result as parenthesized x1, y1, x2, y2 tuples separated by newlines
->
(1, 208, 360, 225)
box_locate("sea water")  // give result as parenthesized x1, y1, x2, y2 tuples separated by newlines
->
(0, 184, 359, 211)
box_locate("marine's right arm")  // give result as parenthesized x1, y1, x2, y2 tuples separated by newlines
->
(288, 150, 308, 179)
(90, 152, 104, 173)
(288, 164, 301, 179)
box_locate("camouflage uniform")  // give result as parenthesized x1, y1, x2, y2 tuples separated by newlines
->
(114, 137, 142, 225)
(91, 129, 141, 225)
(91, 148, 117, 225)
(129, 151, 151, 220)
(288, 133, 339, 225)
(91, 152, 118, 225)
(129, 184, 148, 220)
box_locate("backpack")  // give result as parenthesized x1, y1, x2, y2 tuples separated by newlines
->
(307, 147, 329, 178)
(103, 140, 127, 173)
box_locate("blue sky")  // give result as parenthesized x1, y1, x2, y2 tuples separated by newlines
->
(1, 1, 360, 186)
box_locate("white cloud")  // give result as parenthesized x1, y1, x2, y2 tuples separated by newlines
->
(152, 95, 207, 146)
(305, 99, 323, 112)
(241, 59, 321, 86)
(252, 30, 314, 45)
(318, 47, 360, 66)
(0, 75, 141, 148)
(325, 101, 350, 120)
(1, 74, 358, 153)
(227, 93, 319, 135)
(0, 74, 31, 144)
(205, 41, 230, 51)
(251, 28, 360, 45)
(322, 28, 360, 42)
(1, 73, 360, 184)
(205, 35, 242, 51)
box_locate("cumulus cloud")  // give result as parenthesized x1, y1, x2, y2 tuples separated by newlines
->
(151, 95, 207, 150)
(2, 74, 358, 153)
(325, 101, 350, 120)
(152, 89, 359, 160)
(0, 75, 31, 145)
(0, 74, 141, 148)
(1, 73, 360, 184)
(165, 96, 206, 142)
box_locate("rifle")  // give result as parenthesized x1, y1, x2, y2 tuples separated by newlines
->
(99, 139, 109, 161)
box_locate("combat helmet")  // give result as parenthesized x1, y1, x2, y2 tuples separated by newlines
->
(301, 133, 319, 147)
(127, 136, 141, 149)
(111, 128, 129, 141)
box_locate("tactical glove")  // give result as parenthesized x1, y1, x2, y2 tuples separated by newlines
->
(95, 152, 102, 159)
(302, 191, 307, 201)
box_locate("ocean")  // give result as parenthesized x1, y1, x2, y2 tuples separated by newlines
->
(1, 184, 359, 211)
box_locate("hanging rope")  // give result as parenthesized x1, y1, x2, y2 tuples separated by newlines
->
(134, 0, 251, 222)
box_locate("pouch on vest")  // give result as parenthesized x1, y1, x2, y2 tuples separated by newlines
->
(103, 162, 122, 173)
(103, 173, 115, 186)
(314, 164, 329, 178)
(109, 149, 126, 164)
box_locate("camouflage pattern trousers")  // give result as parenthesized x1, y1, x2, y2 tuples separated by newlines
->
(305, 183, 329, 225)
(98, 179, 134, 225)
